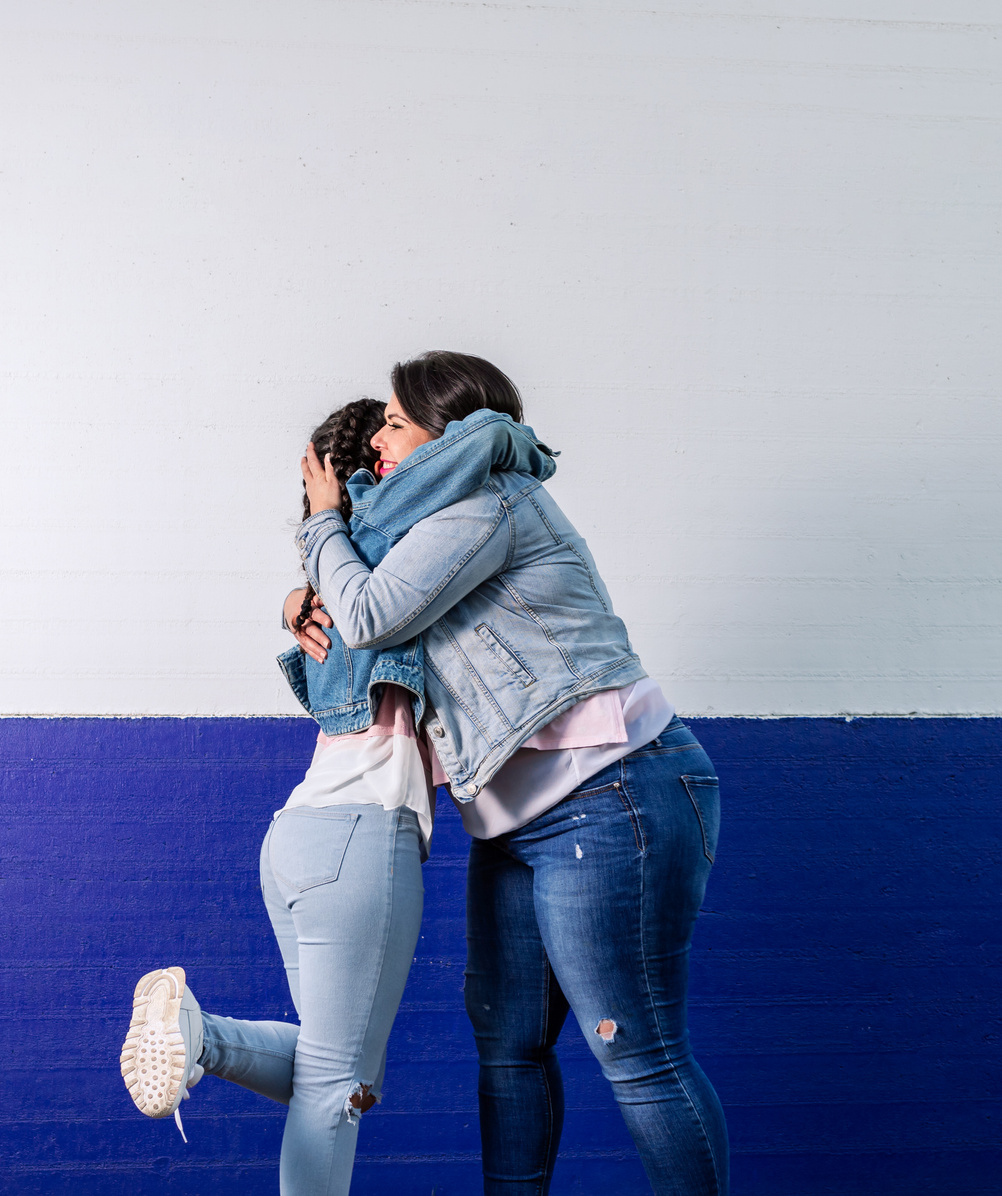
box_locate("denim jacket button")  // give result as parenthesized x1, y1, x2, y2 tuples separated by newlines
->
(465, 784, 477, 796)
(432, 726, 445, 738)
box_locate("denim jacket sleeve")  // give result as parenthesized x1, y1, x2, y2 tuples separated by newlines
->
(296, 490, 512, 650)
(346, 410, 555, 543)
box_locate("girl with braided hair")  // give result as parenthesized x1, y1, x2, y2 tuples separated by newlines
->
(120, 391, 554, 1195)
(120, 398, 436, 1196)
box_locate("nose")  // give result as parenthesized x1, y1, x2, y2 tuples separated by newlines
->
(370, 425, 386, 452)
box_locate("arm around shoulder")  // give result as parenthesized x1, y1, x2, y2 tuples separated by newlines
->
(308, 494, 511, 650)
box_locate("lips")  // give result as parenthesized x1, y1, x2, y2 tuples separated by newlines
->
(378, 459, 397, 475)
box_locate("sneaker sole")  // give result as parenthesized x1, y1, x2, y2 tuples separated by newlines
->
(120, 966, 188, 1119)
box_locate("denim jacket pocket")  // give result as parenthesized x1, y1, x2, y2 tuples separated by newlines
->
(681, 775, 720, 864)
(475, 623, 536, 688)
(269, 808, 359, 892)
(276, 646, 312, 716)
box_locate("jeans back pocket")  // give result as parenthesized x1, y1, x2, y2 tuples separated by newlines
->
(269, 808, 360, 892)
(681, 775, 720, 864)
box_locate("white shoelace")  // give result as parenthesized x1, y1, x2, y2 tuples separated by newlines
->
(173, 1063, 203, 1142)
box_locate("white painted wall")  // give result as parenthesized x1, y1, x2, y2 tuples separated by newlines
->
(1, 1, 999, 716)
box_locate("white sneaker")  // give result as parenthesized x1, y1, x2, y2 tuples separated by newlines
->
(120, 966, 204, 1141)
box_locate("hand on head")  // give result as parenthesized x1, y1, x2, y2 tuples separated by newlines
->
(300, 441, 343, 515)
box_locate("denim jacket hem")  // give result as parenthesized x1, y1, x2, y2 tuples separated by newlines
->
(436, 654, 648, 800)
(277, 644, 426, 735)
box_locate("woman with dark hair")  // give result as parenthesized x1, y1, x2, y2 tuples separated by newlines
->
(291, 351, 729, 1196)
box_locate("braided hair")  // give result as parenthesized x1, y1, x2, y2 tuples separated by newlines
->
(294, 398, 386, 633)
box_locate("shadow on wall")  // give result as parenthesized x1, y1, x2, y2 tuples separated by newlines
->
(2, 717, 1000, 1195)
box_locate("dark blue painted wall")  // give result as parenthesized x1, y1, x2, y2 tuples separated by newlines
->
(2, 718, 1000, 1194)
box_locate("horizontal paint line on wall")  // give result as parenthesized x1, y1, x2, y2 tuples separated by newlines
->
(2, 711, 1001, 719)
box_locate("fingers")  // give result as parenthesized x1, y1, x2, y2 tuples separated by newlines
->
(301, 441, 323, 482)
(293, 614, 331, 661)
(285, 585, 333, 661)
(292, 592, 333, 659)
(304, 621, 332, 650)
(299, 619, 332, 658)
(283, 588, 308, 631)
(309, 594, 333, 627)
(295, 627, 327, 662)
(300, 442, 342, 514)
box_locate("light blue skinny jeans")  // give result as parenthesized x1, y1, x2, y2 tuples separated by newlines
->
(197, 804, 424, 1196)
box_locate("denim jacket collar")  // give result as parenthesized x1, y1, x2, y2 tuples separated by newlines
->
(345, 409, 556, 541)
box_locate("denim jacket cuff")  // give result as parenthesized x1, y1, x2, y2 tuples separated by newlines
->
(296, 509, 349, 588)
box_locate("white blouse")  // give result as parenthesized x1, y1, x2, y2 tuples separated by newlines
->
(283, 685, 435, 852)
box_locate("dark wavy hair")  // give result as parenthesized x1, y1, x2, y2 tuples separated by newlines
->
(391, 350, 524, 436)
(294, 398, 385, 632)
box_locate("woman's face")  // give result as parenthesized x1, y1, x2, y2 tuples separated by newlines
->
(370, 394, 435, 477)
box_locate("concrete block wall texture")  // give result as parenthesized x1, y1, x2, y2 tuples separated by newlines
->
(2, 1, 999, 717)
(2, 2, 1000, 1194)
(4, 716, 1000, 1194)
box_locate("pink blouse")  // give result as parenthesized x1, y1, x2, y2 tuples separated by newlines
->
(430, 678, 674, 839)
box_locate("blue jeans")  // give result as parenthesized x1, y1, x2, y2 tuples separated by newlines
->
(198, 805, 424, 1196)
(464, 717, 729, 1195)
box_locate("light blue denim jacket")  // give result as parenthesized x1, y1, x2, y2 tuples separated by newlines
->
(278, 410, 556, 736)
(295, 413, 646, 799)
